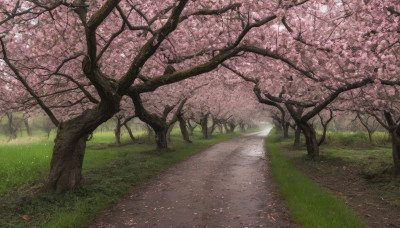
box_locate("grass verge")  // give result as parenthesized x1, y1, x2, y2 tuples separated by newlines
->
(266, 129, 365, 228)
(0, 130, 243, 228)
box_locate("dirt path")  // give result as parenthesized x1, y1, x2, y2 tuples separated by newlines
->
(90, 130, 296, 228)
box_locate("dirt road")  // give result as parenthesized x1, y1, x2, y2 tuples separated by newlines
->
(90, 129, 295, 227)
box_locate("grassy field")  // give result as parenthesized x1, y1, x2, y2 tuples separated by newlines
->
(266, 130, 365, 228)
(0, 128, 247, 228)
(279, 130, 394, 178)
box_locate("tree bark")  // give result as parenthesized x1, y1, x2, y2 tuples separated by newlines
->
(6, 112, 17, 140)
(24, 118, 32, 136)
(114, 117, 122, 146)
(228, 122, 236, 133)
(318, 126, 327, 146)
(294, 126, 301, 148)
(187, 120, 197, 136)
(146, 124, 154, 141)
(178, 113, 192, 143)
(283, 122, 289, 138)
(368, 132, 373, 145)
(390, 131, 400, 174)
(44, 100, 120, 193)
(299, 121, 319, 159)
(46, 126, 87, 193)
(200, 114, 209, 139)
(317, 110, 334, 146)
(155, 128, 168, 149)
(374, 111, 400, 174)
(124, 123, 136, 142)
(208, 119, 217, 136)
(167, 123, 175, 143)
(130, 91, 187, 149)
(357, 113, 375, 145)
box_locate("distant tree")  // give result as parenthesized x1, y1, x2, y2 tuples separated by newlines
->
(38, 115, 56, 138)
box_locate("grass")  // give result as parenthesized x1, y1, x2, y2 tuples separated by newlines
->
(266, 129, 365, 228)
(0, 140, 52, 197)
(279, 130, 394, 179)
(321, 131, 391, 148)
(0, 128, 245, 228)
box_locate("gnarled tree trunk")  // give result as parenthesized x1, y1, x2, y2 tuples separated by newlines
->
(44, 100, 120, 193)
(155, 127, 168, 149)
(124, 123, 136, 142)
(298, 121, 319, 159)
(178, 113, 192, 143)
(46, 126, 87, 193)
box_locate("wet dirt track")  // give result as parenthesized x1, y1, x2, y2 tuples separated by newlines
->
(90, 129, 296, 228)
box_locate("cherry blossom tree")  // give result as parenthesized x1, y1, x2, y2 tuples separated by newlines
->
(4, 0, 289, 192)
(1, 0, 397, 194)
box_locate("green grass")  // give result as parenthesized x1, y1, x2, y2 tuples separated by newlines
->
(321, 131, 391, 147)
(278, 130, 394, 178)
(0, 128, 244, 228)
(0, 139, 53, 197)
(266, 129, 365, 228)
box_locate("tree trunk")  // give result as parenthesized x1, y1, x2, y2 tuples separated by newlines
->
(24, 118, 32, 136)
(200, 114, 209, 139)
(382, 111, 400, 174)
(155, 128, 168, 149)
(391, 126, 400, 174)
(124, 124, 136, 142)
(208, 121, 216, 136)
(178, 113, 192, 143)
(44, 100, 120, 193)
(114, 118, 122, 146)
(45, 123, 88, 193)
(239, 122, 246, 132)
(146, 124, 154, 141)
(368, 131, 373, 145)
(6, 112, 17, 140)
(167, 123, 174, 143)
(294, 126, 301, 148)
(223, 123, 229, 134)
(299, 122, 319, 159)
(283, 122, 289, 138)
(318, 124, 328, 146)
(274, 120, 282, 132)
(228, 122, 236, 133)
(217, 124, 223, 134)
(187, 120, 196, 136)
